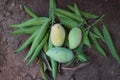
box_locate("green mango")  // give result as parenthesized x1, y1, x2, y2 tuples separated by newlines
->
(68, 27, 82, 49)
(46, 47, 74, 63)
(50, 24, 65, 46)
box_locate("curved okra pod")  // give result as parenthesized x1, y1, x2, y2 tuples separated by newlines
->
(24, 19, 51, 61)
(23, 4, 38, 18)
(10, 17, 50, 28)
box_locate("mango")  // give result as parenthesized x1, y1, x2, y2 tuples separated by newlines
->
(50, 24, 65, 46)
(46, 47, 74, 63)
(68, 27, 82, 49)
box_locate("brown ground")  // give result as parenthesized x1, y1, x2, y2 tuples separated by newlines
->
(0, 0, 120, 80)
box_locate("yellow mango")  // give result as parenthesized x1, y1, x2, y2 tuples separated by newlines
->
(68, 27, 82, 49)
(50, 24, 65, 46)
(46, 47, 74, 63)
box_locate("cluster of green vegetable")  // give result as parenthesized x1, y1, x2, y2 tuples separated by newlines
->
(10, 0, 120, 80)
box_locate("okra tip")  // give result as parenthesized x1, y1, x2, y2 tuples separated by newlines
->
(15, 49, 21, 53)
(14, 51, 19, 54)
(9, 24, 20, 28)
(24, 56, 28, 61)
(9, 24, 15, 27)
(27, 59, 34, 65)
(9, 32, 14, 34)
(9, 31, 19, 35)
(23, 4, 27, 8)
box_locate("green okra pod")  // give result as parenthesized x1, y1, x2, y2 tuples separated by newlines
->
(40, 52, 52, 71)
(56, 13, 79, 29)
(27, 32, 49, 64)
(48, 38, 57, 80)
(56, 8, 85, 23)
(89, 32, 107, 57)
(39, 61, 49, 80)
(49, 0, 56, 24)
(87, 15, 104, 30)
(93, 26, 105, 42)
(74, 4, 81, 16)
(103, 25, 120, 62)
(15, 31, 37, 53)
(23, 4, 38, 18)
(49, 0, 57, 79)
(67, 5, 99, 19)
(82, 30, 91, 47)
(74, 44, 88, 62)
(10, 17, 50, 28)
(10, 26, 40, 35)
(24, 19, 51, 61)
(80, 10, 99, 19)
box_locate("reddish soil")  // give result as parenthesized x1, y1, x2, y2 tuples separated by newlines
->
(0, 0, 120, 80)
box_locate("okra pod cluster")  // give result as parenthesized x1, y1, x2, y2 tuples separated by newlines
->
(10, 0, 120, 80)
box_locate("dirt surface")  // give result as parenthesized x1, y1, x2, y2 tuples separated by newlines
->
(0, 0, 120, 80)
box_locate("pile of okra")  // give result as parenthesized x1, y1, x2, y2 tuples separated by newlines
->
(10, 0, 120, 80)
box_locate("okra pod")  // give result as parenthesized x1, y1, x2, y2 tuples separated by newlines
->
(74, 44, 88, 62)
(82, 30, 91, 47)
(39, 61, 49, 80)
(10, 17, 50, 28)
(93, 26, 105, 42)
(15, 31, 37, 52)
(67, 5, 99, 19)
(49, 0, 56, 24)
(56, 8, 84, 23)
(89, 32, 107, 57)
(10, 26, 39, 35)
(23, 4, 38, 18)
(48, 38, 57, 80)
(103, 25, 120, 62)
(24, 19, 50, 60)
(74, 4, 81, 16)
(49, 0, 57, 79)
(56, 13, 79, 29)
(27, 32, 49, 64)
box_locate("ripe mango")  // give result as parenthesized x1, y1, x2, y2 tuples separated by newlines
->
(68, 27, 82, 49)
(46, 47, 74, 63)
(50, 24, 65, 46)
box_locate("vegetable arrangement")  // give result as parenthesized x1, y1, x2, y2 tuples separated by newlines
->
(10, 0, 120, 80)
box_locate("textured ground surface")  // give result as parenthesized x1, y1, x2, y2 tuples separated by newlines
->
(0, 0, 120, 80)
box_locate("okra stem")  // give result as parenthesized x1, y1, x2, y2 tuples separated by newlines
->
(87, 15, 104, 30)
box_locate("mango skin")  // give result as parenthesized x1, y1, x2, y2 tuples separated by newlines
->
(68, 27, 82, 49)
(46, 47, 74, 63)
(50, 24, 65, 46)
